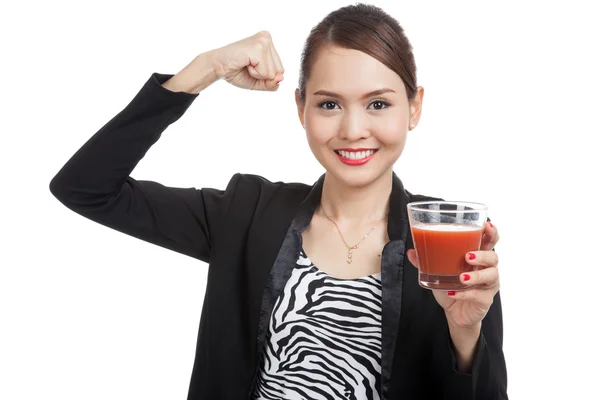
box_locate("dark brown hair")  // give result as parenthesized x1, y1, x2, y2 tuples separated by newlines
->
(298, 3, 418, 104)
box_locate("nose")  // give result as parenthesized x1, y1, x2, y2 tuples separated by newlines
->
(339, 108, 370, 142)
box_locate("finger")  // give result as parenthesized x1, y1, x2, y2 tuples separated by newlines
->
(270, 41, 285, 74)
(252, 39, 277, 81)
(447, 288, 495, 306)
(480, 220, 499, 251)
(247, 64, 262, 80)
(247, 60, 276, 82)
(263, 46, 277, 80)
(263, 76, 280, 91)
(251, 76, 280, 92)
(431, 289, 455, 309)
(247, 64, 280, 91)
(465, 250, 499, 269)
(248, 32, 277, 81)
(406, 249, 419, 268)
(460, 265, 499, 287)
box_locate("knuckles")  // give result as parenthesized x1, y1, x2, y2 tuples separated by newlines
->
(255, 30, 273, 46)
(256, 30, 272, 39)
(489, 251, 499, 267)
(471, 250, 499, 267)
(469, 265, 500, 287)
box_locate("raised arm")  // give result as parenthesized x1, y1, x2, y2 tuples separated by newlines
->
(49, 32, 285, 263)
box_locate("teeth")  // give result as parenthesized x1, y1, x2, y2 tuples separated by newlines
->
(338, 150, 375, 160)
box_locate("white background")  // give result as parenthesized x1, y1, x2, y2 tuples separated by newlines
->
(1, 0, 598, 398)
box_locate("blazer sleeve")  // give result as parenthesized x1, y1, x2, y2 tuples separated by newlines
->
(439, 291, 508, 400)
(49, 72, 238, 264)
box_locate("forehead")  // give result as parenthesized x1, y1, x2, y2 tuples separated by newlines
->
(307, 45, 406, 95)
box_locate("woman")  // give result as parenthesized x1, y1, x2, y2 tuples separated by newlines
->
(49, 3, 507, 399)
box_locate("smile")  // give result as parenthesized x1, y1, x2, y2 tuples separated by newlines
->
(334, 148, 378, 166)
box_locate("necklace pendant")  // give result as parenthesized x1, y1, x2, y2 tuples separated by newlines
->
(347, 246, 356, 264)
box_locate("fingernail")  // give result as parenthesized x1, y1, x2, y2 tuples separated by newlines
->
(448, 291, 456, 296)
(468, 253, 476, 260)
(489, 221, 494, 228)
(463, 274, 471, 281)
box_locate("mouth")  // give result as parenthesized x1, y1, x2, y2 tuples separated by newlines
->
(334, 148, 378, 166)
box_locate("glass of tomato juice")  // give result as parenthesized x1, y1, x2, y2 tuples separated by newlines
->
(407, 201, 488, 290)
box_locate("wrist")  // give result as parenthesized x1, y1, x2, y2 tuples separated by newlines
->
(207, 47, 227, 80)
(447, 319, 481, 337)
(161, 51, 220, 94)
(447, 320, 481, 374)
(190, 51, 220, 92)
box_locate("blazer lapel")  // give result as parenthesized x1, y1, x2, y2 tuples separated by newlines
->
(254, 174, 324, 361)
(380, 172, 412, 398)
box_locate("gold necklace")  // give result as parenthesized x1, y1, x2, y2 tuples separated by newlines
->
(320, 203, 388, 264)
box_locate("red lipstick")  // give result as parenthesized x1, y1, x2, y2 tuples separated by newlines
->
(334, 149, 378, 166)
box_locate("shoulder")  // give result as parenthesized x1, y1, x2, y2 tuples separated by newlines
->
(214, 173, 314, 232)
(229, 173, 313, 194)
(222, 173, 314, 211)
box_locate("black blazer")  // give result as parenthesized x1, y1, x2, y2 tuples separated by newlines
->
(49, 72, 508, 399)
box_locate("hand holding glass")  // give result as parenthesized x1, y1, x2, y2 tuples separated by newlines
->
(407, 201, 488, 291)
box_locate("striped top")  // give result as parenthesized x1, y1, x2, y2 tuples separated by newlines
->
(252, 249, 382, 400)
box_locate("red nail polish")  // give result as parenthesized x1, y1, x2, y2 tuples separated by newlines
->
(463, 274, 471, 281)
(448, 291, 456, 296)
(468, 253, 476, 260)
(489, 222, 494, 228)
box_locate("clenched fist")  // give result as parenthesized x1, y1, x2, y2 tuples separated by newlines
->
(211, 31, 285, 91)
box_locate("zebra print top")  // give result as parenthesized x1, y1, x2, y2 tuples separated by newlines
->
(252, 249, 383, 400)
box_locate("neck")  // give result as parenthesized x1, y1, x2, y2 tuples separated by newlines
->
(320, 171, 392, 224)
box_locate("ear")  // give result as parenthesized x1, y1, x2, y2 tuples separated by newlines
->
(409, 86, 425, 129)
(295, 88, 305, 129)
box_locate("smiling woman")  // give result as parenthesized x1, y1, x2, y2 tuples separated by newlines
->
(49, 3, 507, 399)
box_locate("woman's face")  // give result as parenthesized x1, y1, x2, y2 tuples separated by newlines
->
(296, 45, 424, 188)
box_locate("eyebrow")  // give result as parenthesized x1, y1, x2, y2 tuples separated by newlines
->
(312, 88, 396, 99)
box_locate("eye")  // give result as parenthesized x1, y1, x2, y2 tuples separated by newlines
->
(318, 100, 340, 110)
(369, 100, 391, 110)
(317, 99, 391, 111)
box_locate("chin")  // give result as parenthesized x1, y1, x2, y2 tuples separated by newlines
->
(325, 162, 393, 189)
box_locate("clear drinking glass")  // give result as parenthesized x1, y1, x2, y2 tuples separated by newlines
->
(407, 201, 488, 290)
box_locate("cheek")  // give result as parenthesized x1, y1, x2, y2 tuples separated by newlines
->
(304, 114, 337, 144)
(379, 128, 407, 147)
(373, 116, 408, 147)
